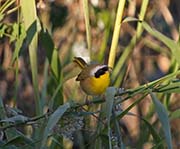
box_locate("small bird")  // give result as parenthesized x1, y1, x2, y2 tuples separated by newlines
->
(73, 57, 111, 95)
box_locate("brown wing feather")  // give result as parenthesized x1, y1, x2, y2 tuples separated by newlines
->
(76, 64, 98, 81)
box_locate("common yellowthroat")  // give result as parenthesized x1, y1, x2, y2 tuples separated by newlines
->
(73, 57, 111, 95)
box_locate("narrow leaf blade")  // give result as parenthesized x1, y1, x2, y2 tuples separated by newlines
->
(105, 87, 116, 149)
(142, 21, 180, 65)
(150, 92, 172, 149)
(40, 103, 70, 148)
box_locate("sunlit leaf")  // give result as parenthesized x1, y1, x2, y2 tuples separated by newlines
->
(142, 21, 180, 65)
(20, 0, 41, 115)
(0, 24, 7, 37)
(122, 17, 139, 23)
(157, 81, 180, 93)
(0, 14, 4, 22)
(11, 23, 26, 63)
(51, 48, 62, 81)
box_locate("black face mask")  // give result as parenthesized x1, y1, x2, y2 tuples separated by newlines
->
(94, 66, 109, 78)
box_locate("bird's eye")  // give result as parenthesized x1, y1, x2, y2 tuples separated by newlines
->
(94, 66, 109, 78)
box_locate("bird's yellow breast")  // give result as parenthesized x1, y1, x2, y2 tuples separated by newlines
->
(80, 72, 110, 95)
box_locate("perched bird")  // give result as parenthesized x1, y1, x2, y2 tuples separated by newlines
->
(73, 57, 111, 95)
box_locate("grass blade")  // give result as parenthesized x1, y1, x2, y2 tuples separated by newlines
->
(51, 48, 61, 81)
(108, 0, 126, 68)
(40, 103, 70, 148)
(82, 0, 91, 53)
(142, 21, 180, 65)
(39, 29, 54, 63)
(150, 92, 172, 149)
(20, 0, 41, 115)
(142, 118, 164, 148)
(105, 87, 116, 149)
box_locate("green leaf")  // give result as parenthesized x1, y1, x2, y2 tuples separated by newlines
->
(0, 14, 4, 22)
(3, 136, 22, 147)
(105, 87, 116, 124)
(3, 134, 34, 148)
(142, 118, 164, 148)
(51, 48, 62, 81)
(157, 80, 180, 93)
(150, 92, 172, 149)
(40, 103, 70, 148)
(48, 81, 63, 110)
(49, 48, 63, 109)
(0, 115, 28, 124)
(142, 21, 180, 65)
(39, 29, 54, 63)
(112, 112, 125, 149)
(20, 0, 37, 29)
(20, 0, 41, 115)
(122, 17, 139, 23)
(51, 136, 63, 148)
(10, 23, 18, 42)
(11, 23, 26, 63)
(40, 60, 49, 110)
(170, 109, 180, 120)
(0, 24, 7, 37)
(105, 87, 116, 149)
